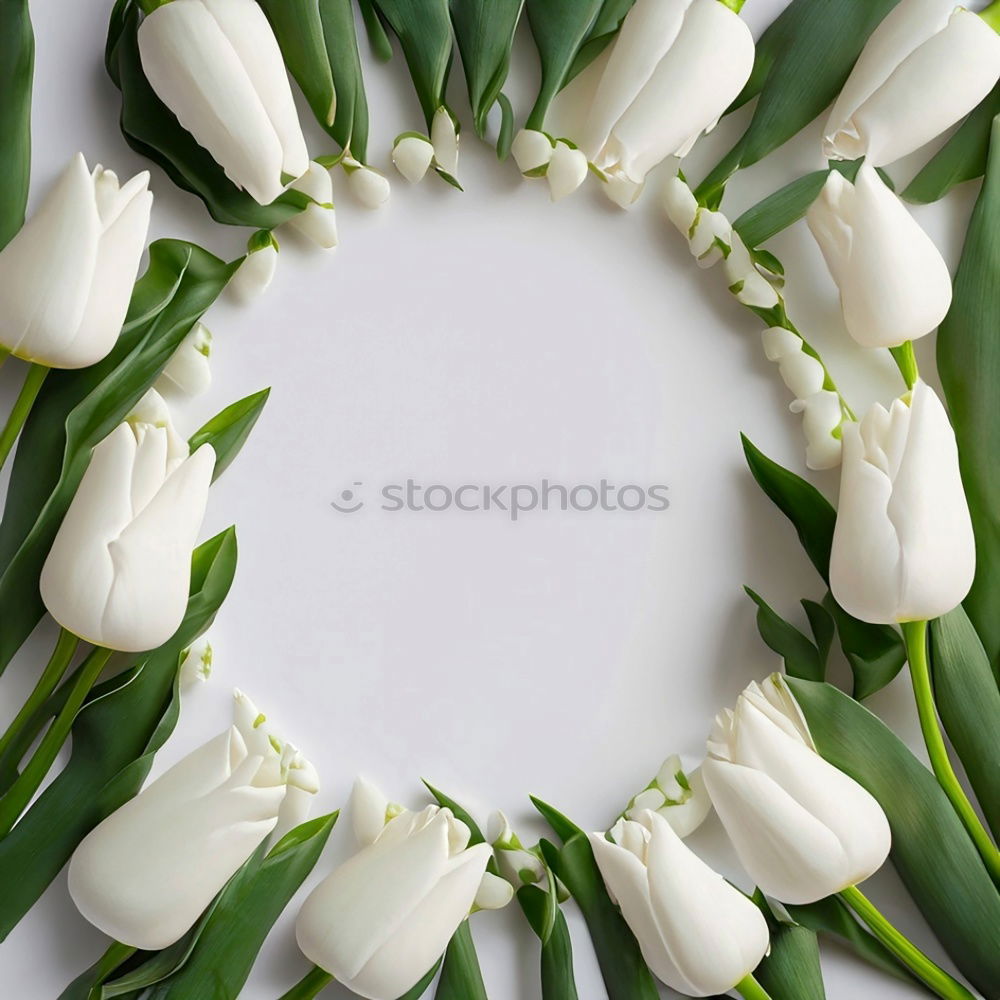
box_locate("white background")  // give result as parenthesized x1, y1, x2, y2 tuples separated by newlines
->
(0, 0, 984, 996)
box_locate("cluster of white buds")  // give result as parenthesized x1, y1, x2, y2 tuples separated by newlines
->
(621, 754, 712, 838)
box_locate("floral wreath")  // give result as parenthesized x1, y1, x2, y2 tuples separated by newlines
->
(0, 0, 999, 998)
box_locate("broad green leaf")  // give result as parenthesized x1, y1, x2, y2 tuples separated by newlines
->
(145, 813, 338, 999)
(787, 678, 1000, 996)
(450, 0, 524, 138)
(532, 799, 659, 1000)
(938, 116, 1000, 676)
(189, 388, 270, 482)
(59, 943, 139, 1000)
(821, 594, 906, 700)
(0, 529, 238, 940)
(751, 897, 826, 1000)
(787, 896, 914, 986)
(435, 920, 487, 1000)
(904, 82, 1000, 204)
(539, 906, 579, 1000)
(745, 587, 825, 682)
(696, 0, 903, 207)
(257, 0, 371, 161)
(565, 0, 635, 85)
(523, 0, 602, 130)
(929, 607, 1000, 839)
(0, 0, 33, 250)
(802, 599, 834, 665)
(371, 0, 453, 126)
(107, 1, 308, 227)
(358, 0, 393, 62)
(0, 241, 238, 673)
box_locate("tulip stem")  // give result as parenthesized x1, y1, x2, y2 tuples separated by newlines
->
(0, 628, 78, 767)
(902, 620, 1000, 883)
(735, 973, 773, 1000)
(889, 341, 919, 390)
(277, 966, 334, 1000)
(719, 0, 746, 11)
(980, 0, 1000, 33)
(0, 362, 49, 470)
(840, 886, 975, 999)
(0, 644, 112, 837)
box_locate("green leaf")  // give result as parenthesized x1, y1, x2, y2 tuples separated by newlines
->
(523, 0, 603, 130)
(539, 906, 579, 1000)
(370, 0, 453, 126)
(904, 82, 1000, 204)
(530, 796, 583, 844)
(938, 116, 1000, 676)
(0, 240, 238, 674)
(533, 804, 658, 1000)
(565, 0, 635, 85)
(0, 529, 238, 940)
(450, 0, 524, 139)
(802, 599, 834, 665)
(745, 587, 825, 682)
(787, 896, 915, 986)
(257, 0, 371, 161)
(751, 899, 826, 1000)
(424, 781, 486, 844)
(929, 607, 1000, 840)
(106, 1, 308, 227)
(821, 594, 906, 700)
(435, 920, 487, 1000)
(189, 388, 270, 482)
(0, 0, 33, 250)
(787, 678, 1000, 996)
(696, 0, 903, 205)
(358, 0, 393, 62)
(145, 813, 339, 999)
(733, 170, 831, 249)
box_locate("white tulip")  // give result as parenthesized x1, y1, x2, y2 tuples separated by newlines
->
(704, 676, 892, 905)
(138, 0, 309, 205)
(431, 107, 460, 179)
(40, 390, 214, 651)
(296, 788, 496, 1000)
(284, 162, 338, 250)
(547, 142, 589, 201)
(807, 164, 952, 349)
(511, 129, 553, 174)
(68, 690, 316, 950)
(178, 633, 213, 689)
(155, 321, 212, 397)
(344, 157, 391, 210)
(830, 380, 975, 624)
(589, 810, 769, 996)
(0, 153, 151, 370)
(623, 755, 712, 838)
(392, 135, 435, 184)
(823, 0, 1000, 166)
(229, 237, 278, 303)
(592, 0, 755, 185)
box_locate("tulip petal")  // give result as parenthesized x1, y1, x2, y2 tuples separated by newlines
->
(351, 777, 390, 847)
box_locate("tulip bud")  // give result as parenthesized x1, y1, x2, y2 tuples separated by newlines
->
(229, 231, 278, 303)
(601, 172, 645, 209)
(296, 783, 496, 1000)
(795, 391, 844, 471)
(589, 0, 755, 185)
(724, 233, 780, 309)
(283, 161, 338, 250)
(663, 173, 699, 235)
(343, 156, 391, 210)
(430, 106, 460, 180)
(40, 390, 215, 651)
(511, 129, 554, 174)
(806, 164, 952, 348)
(488, 811, 548, 889)
(155, 321, 212, 398)
(830, 380, 975, 624)
(622, 755, 712, 838)
(0, 153, 151, 370)
(138, 0, 310, 205)
(823, 0, 1000, 166)
(392, 133, 435, 184)
(178, 634, 213, 689)
(547, 142, 589, 201)
(704, 675, 891, 905)
(589, 810, 770, 995)
(68, 690, 316, 950)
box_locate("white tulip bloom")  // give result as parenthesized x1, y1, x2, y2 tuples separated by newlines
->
(229, 236, 278, 303)
(830, 381, 975, 624)
(807, 165, 952, 349)
(511, 129, 553, 174)
(138, 0, 309, 205)
(40, 390, 214, 651)
(431, 107, 460, 178)
(392, 135, 435, 184)
(344, 157, 391, 209)
(823, 0, 1000, 166)
(590, 0, 755, 185)
(155, 321, 212, 398)
(623, 755, 712, 838)
(547, 142, 589, 201)
(68, 690, 317, 950)
(0, 153, 151, 370)
(178, 634, 213, 689)
(296, 781, 499, 1000)
(589, 810, 769, 996)
(284, 162, 338, 250)
(704, 676, 892, 905)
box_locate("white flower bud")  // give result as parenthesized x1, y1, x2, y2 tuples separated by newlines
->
(511, 129, 554, 174)
(662, 174, 698, 235)
(547, 142, 589, 201)
(178, 635, 213, 689)
(431, 107, 460, 178)
(229, 236, 278, 303)
(343, 157, 391, 209)
(392, 135, 435, 184)
(156, 321, 212, 398)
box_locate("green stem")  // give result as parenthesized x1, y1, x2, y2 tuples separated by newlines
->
(277, 966, 334, 1000)
(719, 0, 746, 11)
(980, 0, 1000, 33)
(902, 620, 1000, 882)
(735, 973, 774, 1000)
(889, 341, 919, 390)
(840, 886, 976, 999)
(0, 629, 78, 765)
(0, 645, 112, 836)
(0, 346, 10, 370)
(0, 362, 48, 469)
